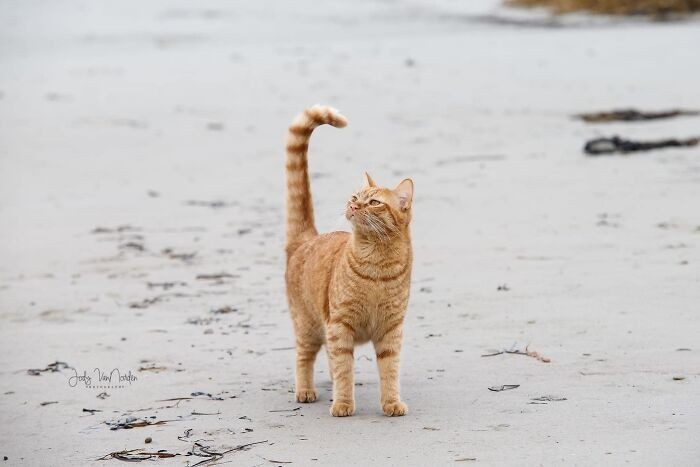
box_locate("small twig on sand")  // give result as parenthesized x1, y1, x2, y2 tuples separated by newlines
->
(269, 407, 300, 413)
(482, 343, 551, 363)
(191, 411, 221, 416)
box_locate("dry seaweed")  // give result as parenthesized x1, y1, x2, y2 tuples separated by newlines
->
(187, 440, 268, 467)
(191, 391, 225, 400)
(137, 364, 167, 372)
(584, 135, 699, 155)
(105, 416, 169, 430)
(129, 297, 163, 309)
(161, 248, 197, 261)
(91, 225, 139, 234)
(147, 281, 187, 290)
(576, 109, 699, 123)
(184, 200, 235, 209)
(27, 361, 71, 376)
(196, 272, 237, 280)
(529, 395, 567, 404)
(118, 242, 144, 251)
(97, 449, 177, 462)
(157, 392, 224, 402)
(506, 0, 700, 16)
(104, 432, 267, 465)
(269, 407, 301, 413)
(488, 384, 520, 392)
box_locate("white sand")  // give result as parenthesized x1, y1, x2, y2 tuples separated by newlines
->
(1, 0, 699, 465)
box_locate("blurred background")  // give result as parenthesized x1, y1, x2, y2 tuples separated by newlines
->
(0, 1, 698, 465)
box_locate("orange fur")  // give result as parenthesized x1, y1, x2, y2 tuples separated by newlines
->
(285, 105, 414, 417)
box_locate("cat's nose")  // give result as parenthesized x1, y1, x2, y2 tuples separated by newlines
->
(350, 203, 360, 211)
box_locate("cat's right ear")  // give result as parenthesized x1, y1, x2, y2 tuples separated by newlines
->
(363, 172, 376, 188)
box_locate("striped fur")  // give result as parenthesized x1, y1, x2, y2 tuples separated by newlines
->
(285, 105, 347, 259)
(284, 105, 414, 417)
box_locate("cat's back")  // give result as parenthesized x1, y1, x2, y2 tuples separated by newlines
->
(288, 231, 349, 266)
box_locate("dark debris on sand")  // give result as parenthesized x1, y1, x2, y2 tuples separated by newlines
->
(27, 361, 71, 376)
(584, 136, 699, 155)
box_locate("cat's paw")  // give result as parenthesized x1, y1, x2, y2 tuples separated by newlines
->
(295, 389, 317, 403)
(382, 400, 408, 417)
(330, 400, 354, 417)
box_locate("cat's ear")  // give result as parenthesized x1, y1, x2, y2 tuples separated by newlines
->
(394, 178, 413, 210)
(363, 172, 376, 188)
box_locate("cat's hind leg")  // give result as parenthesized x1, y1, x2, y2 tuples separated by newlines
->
(295, 335, 322, 403)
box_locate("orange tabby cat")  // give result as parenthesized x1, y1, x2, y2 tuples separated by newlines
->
(284, 105, 414, 417)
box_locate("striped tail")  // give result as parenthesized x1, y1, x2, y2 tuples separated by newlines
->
(285, 105, 347, 259)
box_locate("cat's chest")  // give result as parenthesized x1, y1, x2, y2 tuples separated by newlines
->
(352, 304, 385, 343)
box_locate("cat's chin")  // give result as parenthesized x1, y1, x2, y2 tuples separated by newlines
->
(348, 217, 365, 231)
(347, 215, 362, 228)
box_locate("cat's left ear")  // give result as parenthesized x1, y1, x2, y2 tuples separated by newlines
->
(394, 178, 413, 211)
(363, 172, 376, 188)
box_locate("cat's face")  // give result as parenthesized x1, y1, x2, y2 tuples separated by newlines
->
(345, 173, 413, 239)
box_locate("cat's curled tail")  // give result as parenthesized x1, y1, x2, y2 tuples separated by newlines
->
(285, 105, 347, 259)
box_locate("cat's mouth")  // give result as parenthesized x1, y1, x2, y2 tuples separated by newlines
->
(347, 213, 365, 228)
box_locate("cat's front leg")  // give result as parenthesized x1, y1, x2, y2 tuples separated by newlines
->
(374, 324, 407, 416)
(326, 317, 355, 417)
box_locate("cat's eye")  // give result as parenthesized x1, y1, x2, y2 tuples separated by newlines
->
(369, 199, 381, 206)
(351, 196, 358, 202)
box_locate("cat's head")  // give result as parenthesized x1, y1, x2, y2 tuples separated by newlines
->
(345, 172, 413, 240)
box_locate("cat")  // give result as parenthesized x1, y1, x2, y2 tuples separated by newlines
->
(284, 105, 414, 417)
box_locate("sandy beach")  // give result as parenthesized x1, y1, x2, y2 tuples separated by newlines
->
(1, 0, 699, 465)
